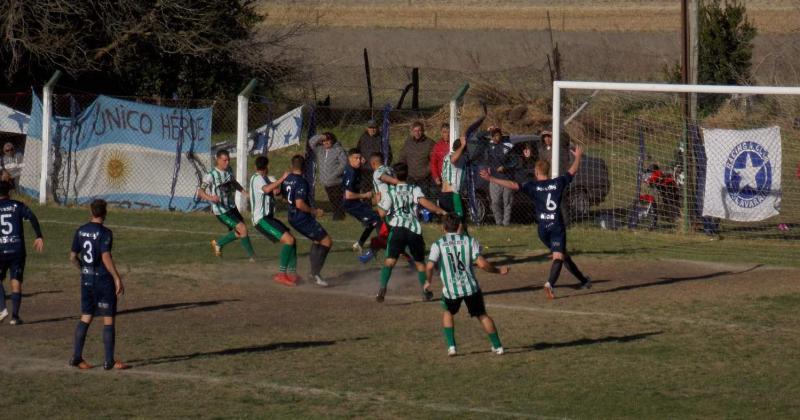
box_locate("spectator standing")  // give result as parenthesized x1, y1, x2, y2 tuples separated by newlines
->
(429, 123, 450, 189)
(0, 143, 23, 188)
(485, 127, 517, 226)
(356, 119, 390, 191)
(537, 130, 570, 175)
(309, 132, 348, 220)
(515, 142, 538, 185)
(398, 121, 435, 199)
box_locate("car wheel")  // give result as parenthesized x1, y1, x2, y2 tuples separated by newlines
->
(468, 193, 488, 225)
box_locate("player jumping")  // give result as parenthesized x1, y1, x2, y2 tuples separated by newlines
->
(249, 156, 298, 287)
(282, 155, 332, 287)
(439, 136, 469, 233)
(375, 162, 446, 302)
(0, 180, 44, 325)
(68, 199, 129, 370)
(480, 146, 591, 299)
(197, 149, 255, 261)
(342, 148, 382, 259)
(426, 214, 509, 356)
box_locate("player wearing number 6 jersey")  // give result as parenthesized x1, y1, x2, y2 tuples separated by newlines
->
(0, 181, 44, 325)
(480, 146, 591, 300)
(375, 163, 446, 302)
(425, 214, 508, 356)
(69, 199, 128, 370)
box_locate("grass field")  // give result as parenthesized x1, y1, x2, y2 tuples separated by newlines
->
(2, 201, 800, 418)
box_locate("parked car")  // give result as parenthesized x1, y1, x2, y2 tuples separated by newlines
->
(459, 133, 609, 225)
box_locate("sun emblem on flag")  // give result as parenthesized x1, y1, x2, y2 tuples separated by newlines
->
(105, 149, 131, 189)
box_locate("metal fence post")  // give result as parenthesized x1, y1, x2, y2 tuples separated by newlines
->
(39, 70, 62, 205)
(236, 79, 258, 211)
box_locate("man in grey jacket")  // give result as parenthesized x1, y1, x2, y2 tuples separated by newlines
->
(310, 132, 348, 220)
(356, 120, 391, 191)
(398, 121, 435, 199)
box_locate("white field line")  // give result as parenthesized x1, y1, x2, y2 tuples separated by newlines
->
(2, 356, 557, 419)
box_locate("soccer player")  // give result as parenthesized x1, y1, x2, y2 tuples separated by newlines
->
(249, 156, 298, 287)
(282, 155, 332, 287)
(375, 162, 446, 302)
(440, 136, 469, 232)
(68, 199, 129, 370)
(197, 149, 255, 261)
(480, 146, 591, 299)
(0, 180, 44, 325)
(342, 148, 382, 257)
(426, 214, 509, 356)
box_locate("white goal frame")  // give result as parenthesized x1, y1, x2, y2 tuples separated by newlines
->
(551, 81, 800, 177)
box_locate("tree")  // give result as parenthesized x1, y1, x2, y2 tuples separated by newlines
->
(1, 0, 304, 98)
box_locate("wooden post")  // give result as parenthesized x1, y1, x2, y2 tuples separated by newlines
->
(363, 48, 374, 116)
(411, 68, 419, 110)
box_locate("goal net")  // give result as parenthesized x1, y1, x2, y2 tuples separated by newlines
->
(552, 81, 800, 242)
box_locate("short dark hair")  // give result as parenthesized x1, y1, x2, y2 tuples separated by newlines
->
(91, 199, 108, 218)
(452, 138, 462, 150)
(322, 132, 337, 143)
(255, 156, 269, 170)
(442, 213, 461, 233)
(411, 121, 424, 130)
(291, 154, 305, 170)
(215, 149, 230, 159)
(441, 122, 450, 129)
(348, 148, 361, 157)
(369, 152, 384, 162)
(0, 181, 11, 197)
(392, 162, 409, 181)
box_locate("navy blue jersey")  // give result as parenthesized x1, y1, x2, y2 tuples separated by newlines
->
(281, 173, 311, 219)
(342, 165, 361, 196)
(0, 199, 42, 256)
(71, 222, 113, 276)
(520, 173, 573, 228)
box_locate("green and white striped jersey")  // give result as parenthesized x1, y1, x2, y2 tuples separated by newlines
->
(372, 165, 394, 195)
(202, 167, 237, 215)
(379, 183, 425, 234)
(441, 152, 465, 192)
(249, 173, 277, 225)
(428, 233, 481, 299)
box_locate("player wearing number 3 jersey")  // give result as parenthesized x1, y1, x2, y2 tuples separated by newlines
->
(480, 146, 591, 300)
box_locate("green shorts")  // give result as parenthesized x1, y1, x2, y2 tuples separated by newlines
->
(216, 208, 244, 230)
(255, 218, 290, 243)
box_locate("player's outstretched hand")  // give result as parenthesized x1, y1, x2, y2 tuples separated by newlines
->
(498, 266, 510, 275)
(479, 168, 491, 180)
(571, 145, 584, 157)
(33, 238, 44, 252)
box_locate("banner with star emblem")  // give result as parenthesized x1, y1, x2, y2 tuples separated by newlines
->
(701, 126, 781, 221)
(0, 102, 29, 135)
(19, 93, 213, 211)
(249, 106, 303, 154)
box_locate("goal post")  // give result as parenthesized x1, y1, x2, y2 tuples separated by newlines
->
(449, 82, 470, 147)
(551, 81, 800, 239)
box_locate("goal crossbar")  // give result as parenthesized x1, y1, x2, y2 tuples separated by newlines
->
(551, 81, 800, 177)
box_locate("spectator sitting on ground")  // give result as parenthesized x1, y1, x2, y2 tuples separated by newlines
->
(430, 123, 450, 189)
(309, 132, 348, 220)
(398, 121, 435, 199)
(356, 119, 391, 191)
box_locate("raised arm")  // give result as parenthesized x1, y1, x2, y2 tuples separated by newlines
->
(262, 172, 289, 194)
(451, 136, 467, 165)
(478, 168, 520, 191)
(567, 146, 583, 176)
(379, 173, 399, 185)
(476, 255, 510, 275)
(419, 197, 446, 216)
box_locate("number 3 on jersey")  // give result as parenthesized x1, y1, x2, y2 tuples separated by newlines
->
(82, 240, 94, 264)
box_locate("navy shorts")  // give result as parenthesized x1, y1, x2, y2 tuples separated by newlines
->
(0, 254, 25, 283)
(80, 275, 117, 317)
(343, 201, 380, 228)
(289, 213, 328, 242)
(386, 227, 426, 262)
(538, 223, 566, 253)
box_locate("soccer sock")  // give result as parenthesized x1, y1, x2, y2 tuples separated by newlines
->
(279, 244, 292, 272)
(11, 292, 21, 319)
(564, 255, 588, 283)
(547, 259, 564, 287)
(103, 325, 116, 365)
(0, 282, 6, 312)
(417, 271, 427, 287)
(380, 266, 393, 288)
(488, 332, 502, 349)
(73, 321, 90, 359)
(317, 245, 330, 274)
(358, 226, 375, 247)
(287, 245, 297, 273)
(217, 231, 237, 248)
(444, 327, 456, 348)
(309, 244, 322, 276)
(240, 236, 255, 258)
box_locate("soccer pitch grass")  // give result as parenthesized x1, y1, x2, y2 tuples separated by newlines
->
(3, 203, 800, 418)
